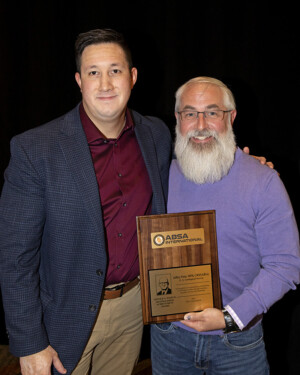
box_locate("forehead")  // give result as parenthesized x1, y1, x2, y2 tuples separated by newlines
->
(81, 42, 128, 66)
(181, 83, 225, 108)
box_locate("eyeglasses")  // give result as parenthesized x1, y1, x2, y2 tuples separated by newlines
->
(177, 110, 232, 121)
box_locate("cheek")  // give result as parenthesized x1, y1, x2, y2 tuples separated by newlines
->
(180, 122, 192, 136)
(120, 81, 133, 97)
(212, 121, 228, 134)
(80, 81, 90, 94)
(81, 82, 99, 101)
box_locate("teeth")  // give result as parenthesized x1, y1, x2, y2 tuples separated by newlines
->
(194, 136, 209, 140)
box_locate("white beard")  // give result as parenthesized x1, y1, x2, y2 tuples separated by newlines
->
(174, 124, 236, 184)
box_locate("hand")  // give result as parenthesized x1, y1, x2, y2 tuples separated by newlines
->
(243, 146, 274, 169)
(181, 308, 225, 332)
(20, 345, 67, 375)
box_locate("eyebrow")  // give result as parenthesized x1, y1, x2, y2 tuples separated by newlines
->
(86, 62, 124, 70)
(181, 104, 221, 111)
(206, 104, 221, 109)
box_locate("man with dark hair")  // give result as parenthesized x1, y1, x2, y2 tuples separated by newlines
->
(151, 77, 300, 375)
(0, 28, 172, 375)
(75, 28, 134, 70)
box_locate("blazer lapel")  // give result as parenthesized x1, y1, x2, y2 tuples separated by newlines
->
(58, 108, 105, 238)
(134, 115, 166, 215)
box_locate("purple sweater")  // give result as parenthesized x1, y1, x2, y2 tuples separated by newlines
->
(168, 148, 300, 333)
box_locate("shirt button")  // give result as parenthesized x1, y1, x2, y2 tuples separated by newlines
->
(117, 265, 121, 269)
(118, 233, 122, 237)
(114, 143, 117, 146)
(89, 304, 97, 312)
(96, 269, 103, 276)
(118, 173, 122, 177)
(123, 202, 127, 207)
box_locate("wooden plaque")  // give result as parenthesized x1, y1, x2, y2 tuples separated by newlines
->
(136, 210, 222, 325)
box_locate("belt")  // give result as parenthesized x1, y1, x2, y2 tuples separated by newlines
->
(103, 277, 139, 300)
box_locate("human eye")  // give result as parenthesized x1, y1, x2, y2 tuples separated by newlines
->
(205, 110, 219, 119)
(88, 70, 99, 77)
(110, 68, 122, 76)
(184, 111, 197, 120)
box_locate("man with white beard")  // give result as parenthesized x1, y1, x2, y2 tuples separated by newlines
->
(151, 77, 300, 375)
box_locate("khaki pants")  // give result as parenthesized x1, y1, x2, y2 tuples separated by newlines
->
(72, 282, 143, 375)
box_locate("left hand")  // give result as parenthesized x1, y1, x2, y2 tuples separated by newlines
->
(181, 308, 225, 332)
(243, 147, 274, 169)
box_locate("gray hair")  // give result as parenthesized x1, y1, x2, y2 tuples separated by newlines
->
(175, 76, 236, 112)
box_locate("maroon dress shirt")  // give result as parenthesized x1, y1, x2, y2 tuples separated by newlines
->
(80, 104, 152, 285)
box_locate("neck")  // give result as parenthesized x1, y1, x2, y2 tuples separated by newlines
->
(95, 115, 126, 139)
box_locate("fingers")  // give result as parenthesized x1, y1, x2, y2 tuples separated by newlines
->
(180, 308, 226, 332)
(254, 156, 275, 169)
(242, 147, 275, 169)
(243, 146, 250, 154)
(183, 312, 199, 321)
(258, 156, 267, 164)
(52, 355, 67, 374)
(19, 345, 67, 375)
(49, 347, 67, 374)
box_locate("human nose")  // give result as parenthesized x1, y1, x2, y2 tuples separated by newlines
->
(195, 112, 207, 130)
(98, 74, 113, 91)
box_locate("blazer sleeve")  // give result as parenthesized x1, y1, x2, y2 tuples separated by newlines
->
(0, 135, 49, 356)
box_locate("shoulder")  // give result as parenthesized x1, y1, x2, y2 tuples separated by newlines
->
(234, 148, 292, 210)
(130, 110, 173, 162)
(234, 147, 279, 183)
(10, 105, 81, 154)
(130, 109, 172, 139)
(6, 106, 83, 177)
(12, 105, 81, 144)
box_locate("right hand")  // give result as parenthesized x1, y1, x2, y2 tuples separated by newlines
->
(181, 308, 226, 332)
(20, 345, 67, 375)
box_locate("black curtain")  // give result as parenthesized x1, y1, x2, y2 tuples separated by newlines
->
(1, 1, 299, 374)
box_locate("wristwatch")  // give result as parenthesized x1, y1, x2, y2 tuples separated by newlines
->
(222, 309, 241, 334)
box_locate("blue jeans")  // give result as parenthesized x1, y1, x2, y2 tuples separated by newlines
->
(151, 322, 269, 375)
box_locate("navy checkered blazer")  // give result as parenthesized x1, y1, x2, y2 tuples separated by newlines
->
(0, 104, 172, 373)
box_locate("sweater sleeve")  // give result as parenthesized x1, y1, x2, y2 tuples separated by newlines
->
(228, 172, 300, 328)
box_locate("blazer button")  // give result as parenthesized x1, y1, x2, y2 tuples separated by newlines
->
(96, 269, 103, 276)
(89, 304, 97, 312)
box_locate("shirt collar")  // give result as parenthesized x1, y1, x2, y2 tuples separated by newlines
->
(79, 102, 134, 144)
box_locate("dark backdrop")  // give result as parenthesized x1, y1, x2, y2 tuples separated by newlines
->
(1, 1, 299, 374)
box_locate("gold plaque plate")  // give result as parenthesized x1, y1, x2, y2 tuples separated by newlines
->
(136, 211, 221, 324)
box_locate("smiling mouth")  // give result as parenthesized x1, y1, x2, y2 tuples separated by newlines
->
(191, 135, 214, 143)
(97, 94, 117, 100)
(193, 135, 212, 140)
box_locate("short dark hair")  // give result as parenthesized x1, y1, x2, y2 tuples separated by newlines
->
(75, 28, 133, 73)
